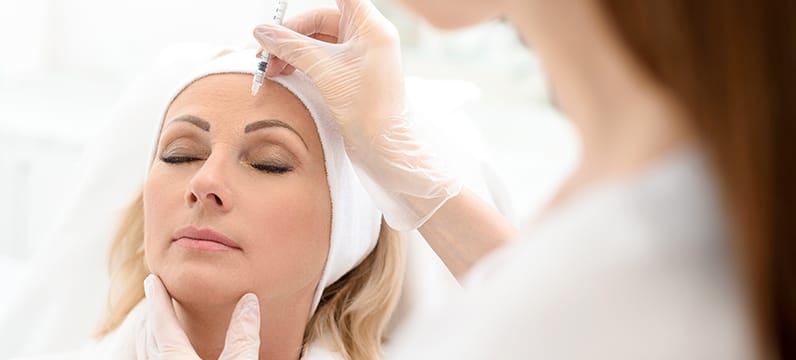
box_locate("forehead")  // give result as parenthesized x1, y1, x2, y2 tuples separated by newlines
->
(163, 74, 320, 145)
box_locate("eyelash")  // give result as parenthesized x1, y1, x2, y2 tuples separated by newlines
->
(251, 163, 293, 174)
(161, 156, 199, 164)
(160, 156, 293, 174)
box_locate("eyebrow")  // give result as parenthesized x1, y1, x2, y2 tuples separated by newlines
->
(166, 115, 308, 150)
(167, 114, 210, 131)
(245, 119, 309, 150)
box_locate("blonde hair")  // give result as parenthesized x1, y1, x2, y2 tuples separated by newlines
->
(96, 190, 405, 360)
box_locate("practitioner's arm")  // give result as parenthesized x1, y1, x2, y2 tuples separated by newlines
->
(419, 188, 517, 278)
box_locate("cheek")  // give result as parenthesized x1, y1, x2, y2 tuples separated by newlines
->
(142, 169, 186, 271)
(242, 177, 332, 295)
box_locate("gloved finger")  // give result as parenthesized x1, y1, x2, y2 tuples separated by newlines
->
(335, 0, 377, 18)
(258, 8, 340, 78)
(254, 48, 288, 76)
(265, 57, 295, 77)
(282, 8, 342, 42)
(335, 0, 387, 35)
(257, 33, 338, 53)
(266, 30, 338, 77)
(143, 274, 196, 352)
(218, 293, 261, 360)
(147, 314, 160, 358)
(258, 32, 333, 77)
(135, 315, 147, 360)
(252, 24, 334, 77)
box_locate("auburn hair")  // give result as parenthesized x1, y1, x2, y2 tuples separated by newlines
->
(597, 0, 795, 356)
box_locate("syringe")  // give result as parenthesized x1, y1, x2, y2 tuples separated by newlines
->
(251, 0, 289, 96)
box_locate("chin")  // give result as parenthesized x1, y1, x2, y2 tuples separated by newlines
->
(429, 11, 497, 30)
(399, 0, 501, 30)
(158, 262, 250, 307)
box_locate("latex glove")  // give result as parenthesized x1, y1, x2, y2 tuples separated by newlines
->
(137, 274, 261, 360)
(253, 0, 462, 231)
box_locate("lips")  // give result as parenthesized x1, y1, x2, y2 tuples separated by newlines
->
(173, 226, 241, 251)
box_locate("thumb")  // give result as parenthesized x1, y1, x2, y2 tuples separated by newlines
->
(253, 24, 335, 77)
(218, 293, 261, 360)
(143, 274, 198, 355)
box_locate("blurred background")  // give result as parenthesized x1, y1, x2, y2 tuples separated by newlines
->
(0, 0, 578, 284)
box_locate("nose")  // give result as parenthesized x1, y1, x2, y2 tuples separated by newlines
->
(186, 155, 233, 213)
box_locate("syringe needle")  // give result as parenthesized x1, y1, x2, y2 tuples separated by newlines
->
(251, 0, 288, 96)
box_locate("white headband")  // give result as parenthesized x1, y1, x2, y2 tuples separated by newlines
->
(146, 47, 382, 315)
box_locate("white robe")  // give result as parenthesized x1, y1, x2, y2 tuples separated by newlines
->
(385, 149, 756, 359)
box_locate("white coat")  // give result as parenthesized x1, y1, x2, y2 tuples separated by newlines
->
(386, 149, 755, 359)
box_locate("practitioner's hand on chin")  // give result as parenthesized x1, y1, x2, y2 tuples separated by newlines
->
(137, 274, 261, 360)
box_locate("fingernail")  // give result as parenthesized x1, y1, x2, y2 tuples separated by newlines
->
(253, 26, 275, 40)
(243, 293, 259, 313)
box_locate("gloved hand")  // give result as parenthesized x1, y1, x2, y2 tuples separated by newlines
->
(253, 0, 462, 231)
(136, 274, 261, 360)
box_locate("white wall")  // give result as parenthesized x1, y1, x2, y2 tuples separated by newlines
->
(0, 0, 577, 268)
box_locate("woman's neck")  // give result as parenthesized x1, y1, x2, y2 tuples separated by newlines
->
(551, 87, 696, 209)
(175, 288, 315, 360)
(507, 0, 697, 211)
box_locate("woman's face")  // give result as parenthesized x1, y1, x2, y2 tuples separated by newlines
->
(397, 0, 507, 30)
(144, 74, 331, 307)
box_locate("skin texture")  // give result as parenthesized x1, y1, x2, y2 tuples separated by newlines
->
(143, 73, 331, 360)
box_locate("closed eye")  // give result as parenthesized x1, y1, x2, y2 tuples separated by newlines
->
(251, 163, 293, 174)
(160, 156, 292, 174)
(161, 156, 201, 164)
